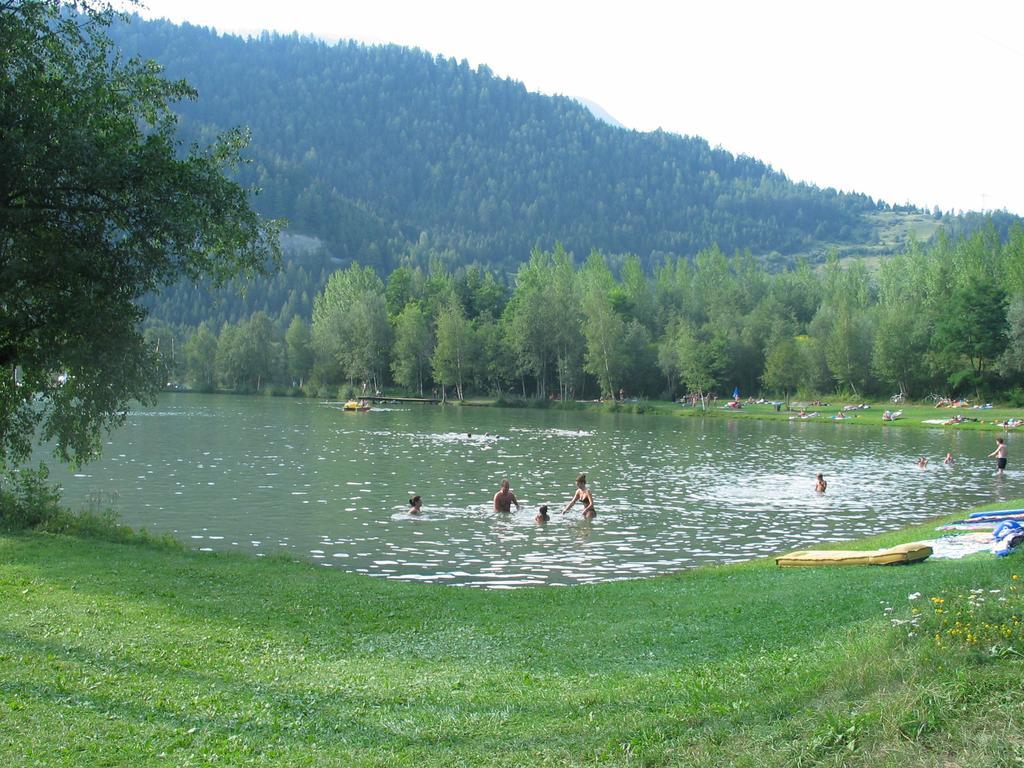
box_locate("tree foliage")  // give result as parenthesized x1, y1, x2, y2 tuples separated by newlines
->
(0, 1, 280, 466)
(311, 264, 392, 391)
(161, 222, 1024, 405)
(432, 300, 472, 401)
(580, 253, 631, 400)
(391, 303, 433, 396)
(932, 276, 1009, 395)
(183, 322, 218, 392)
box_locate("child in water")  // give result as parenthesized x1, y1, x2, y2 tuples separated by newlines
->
(408, 495, 422, 514)
(814, 473, 827, 493)
(535, 504, 550, 524)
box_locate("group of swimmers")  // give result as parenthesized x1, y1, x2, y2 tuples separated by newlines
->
(408, 473, 597, 522)
(490, 474, 597, 521)
(815, 436, 1010, 493)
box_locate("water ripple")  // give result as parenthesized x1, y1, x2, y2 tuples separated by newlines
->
(46, 396, 1017, 588)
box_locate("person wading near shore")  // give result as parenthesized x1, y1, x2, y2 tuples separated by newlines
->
(989, 437, 1008, 477)
(562, 473, 596, 519)
(493, 478, 520, 512)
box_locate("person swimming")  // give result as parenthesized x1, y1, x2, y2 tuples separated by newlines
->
(408, 495, 422, 514)
(535, 504, 550, 524)
(814, 473, 827, 493)
(562, 473, 596, 518)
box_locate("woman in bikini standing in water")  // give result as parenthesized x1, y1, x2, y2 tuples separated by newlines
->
(562, 473, 596, 519)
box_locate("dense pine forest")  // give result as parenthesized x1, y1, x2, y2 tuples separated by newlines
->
(105, 15, 1024, 403)
(108, 16, 907, 329)
(112, 17, 883, 270)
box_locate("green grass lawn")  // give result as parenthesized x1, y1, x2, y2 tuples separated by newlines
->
(539, 397, 1024, 434)
(3, 503, 1024, 766)
(676, 400, 1022, 431)
(464, 389, 1024, 432)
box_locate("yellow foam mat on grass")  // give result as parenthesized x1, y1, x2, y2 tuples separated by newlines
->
(776, 541, 933, 567)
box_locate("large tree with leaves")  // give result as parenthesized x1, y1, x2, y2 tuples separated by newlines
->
(761, 319, 802, 405)
(811, 256, 874, 395)
(500, 244, 585, 399)
(284, 316, 313, 389)
(674, 320, 726, 410)
(931, 276, 1009, 397)
(579, 252, 630, 400)
(182, 321, 218, 392)
(871, 248, 933, 398)
(432, 300, 473, 401)
(311, 263, 392, 392)
(0, 1, 280, 466)
(391, 302, 433, 397)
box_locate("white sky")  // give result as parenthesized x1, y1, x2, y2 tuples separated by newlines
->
(127, 0, 1024, 215)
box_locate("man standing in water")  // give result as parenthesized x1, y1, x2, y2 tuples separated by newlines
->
(989, 437, 1008, 477)
(493, 478, 521, 513)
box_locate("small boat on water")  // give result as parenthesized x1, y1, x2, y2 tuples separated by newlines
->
(343, 399, 371, 412)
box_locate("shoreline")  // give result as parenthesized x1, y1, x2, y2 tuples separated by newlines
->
(167, 389, 1024, 433)
(455, 395, 1024, 433)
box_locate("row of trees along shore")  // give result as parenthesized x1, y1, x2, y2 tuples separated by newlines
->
(147, 222, 1024, 405)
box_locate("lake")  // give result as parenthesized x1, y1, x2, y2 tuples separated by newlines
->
(49, 394, 1016, 587)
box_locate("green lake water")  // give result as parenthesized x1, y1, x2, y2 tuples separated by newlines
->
(49, 394, 1017, 587)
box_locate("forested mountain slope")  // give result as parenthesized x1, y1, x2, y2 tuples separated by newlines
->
(114, 16, 1022, 330)
(112, 17, 886, 276)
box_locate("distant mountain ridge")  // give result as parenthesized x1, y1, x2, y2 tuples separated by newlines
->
(110, 18, 892, 270)
(575, 98, 625, 129)
(107, 16, 1021, 328)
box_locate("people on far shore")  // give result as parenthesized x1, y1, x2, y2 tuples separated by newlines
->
(493, 478, 521, 513)
(814, 473, 827, 493)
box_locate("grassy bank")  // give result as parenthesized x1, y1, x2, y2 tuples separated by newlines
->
(3, 504, 1024, 766)
(665, 400, 1024, 432)
(464, 395, 1024, 432)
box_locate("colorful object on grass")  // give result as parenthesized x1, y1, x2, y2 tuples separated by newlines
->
(776, 542, 933, 567)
